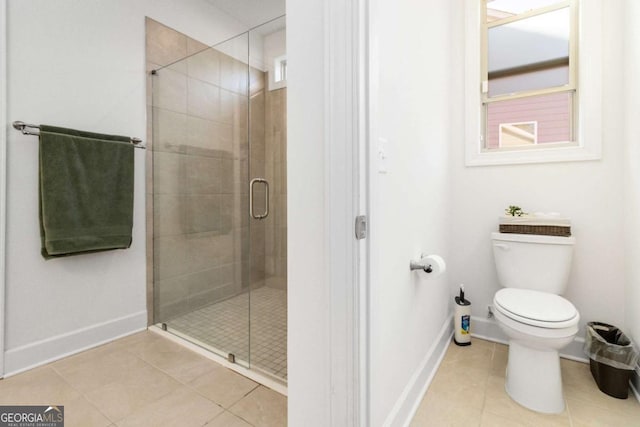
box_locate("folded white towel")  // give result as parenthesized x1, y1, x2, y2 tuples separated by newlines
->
(499, 214, 571, 227)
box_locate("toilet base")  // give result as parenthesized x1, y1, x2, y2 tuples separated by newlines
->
(505, 341, 565, 414)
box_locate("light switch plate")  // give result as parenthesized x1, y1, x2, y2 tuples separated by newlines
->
(378, 137, 388, 174)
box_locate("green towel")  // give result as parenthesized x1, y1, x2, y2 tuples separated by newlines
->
(39, 125, 134, 259)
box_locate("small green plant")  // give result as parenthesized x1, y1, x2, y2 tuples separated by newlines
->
(505, 205, 526, 217)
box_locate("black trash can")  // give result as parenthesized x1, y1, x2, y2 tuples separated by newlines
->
(584, 322, 639, 399)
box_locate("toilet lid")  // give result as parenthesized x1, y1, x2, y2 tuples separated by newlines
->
(494, 288, 578, 325)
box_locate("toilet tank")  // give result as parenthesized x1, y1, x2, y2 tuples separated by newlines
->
(491, 232, 575, 295)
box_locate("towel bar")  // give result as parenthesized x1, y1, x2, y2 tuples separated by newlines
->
(12, 121, 146, 149)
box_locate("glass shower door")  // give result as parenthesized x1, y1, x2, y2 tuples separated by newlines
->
(151, 18, 288, 384)
(248, 16, 288, 381)
(152, 31, 252, 367)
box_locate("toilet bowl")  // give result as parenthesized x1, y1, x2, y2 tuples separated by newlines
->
(493, 288, 579, 413)
(491, 232, 579, 414)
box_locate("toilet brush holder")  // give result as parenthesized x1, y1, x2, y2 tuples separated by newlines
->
(454, 285, 471, 346)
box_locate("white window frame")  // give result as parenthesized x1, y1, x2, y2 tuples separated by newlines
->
(465, 0, 602, 166)
(274, 54, 287, 83)
(269, 54, 287, 91)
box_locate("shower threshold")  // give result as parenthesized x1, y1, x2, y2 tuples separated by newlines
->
(149, 325, 287, 396)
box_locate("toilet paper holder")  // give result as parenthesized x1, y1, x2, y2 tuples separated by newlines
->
(410, 254, 433, 273)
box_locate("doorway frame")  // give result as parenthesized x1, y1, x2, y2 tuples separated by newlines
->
(327, 0, 369, 424)
(0, 0, 8, 379)
(287, 0, 370, 424)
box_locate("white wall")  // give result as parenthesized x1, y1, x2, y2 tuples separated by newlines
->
(264, 29, 287, 90)
(287, 0, 330, 424)
(368, 0, 453, 425)
(264, 29, 286, 69)
(623, 0, 640, 384)
(247, 25, 285, 74)
(450, 3, 626, 350)
(4, 0, 245, 375)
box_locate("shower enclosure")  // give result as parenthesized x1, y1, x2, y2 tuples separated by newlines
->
(150, 17, 287, 382)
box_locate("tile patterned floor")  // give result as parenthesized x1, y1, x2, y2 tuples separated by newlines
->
(169, 287, 287, 380)
(410, 338, 640, 426)
(0, 331, 287, 427)
(4, 330, 637, 426)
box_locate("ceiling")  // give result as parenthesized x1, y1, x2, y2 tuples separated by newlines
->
(206, 0, 285, 29)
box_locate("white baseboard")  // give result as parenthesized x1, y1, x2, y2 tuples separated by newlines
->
(382, 314, 454, 427)
(470, 315, 508, 344)
(471, 316, 589, 362)
(475, 317, 640, 403)
(3, 310, 147, 377)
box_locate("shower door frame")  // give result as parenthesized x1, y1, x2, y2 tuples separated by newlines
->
(150, 30, 255, 370)
(149, 22, 290, 383)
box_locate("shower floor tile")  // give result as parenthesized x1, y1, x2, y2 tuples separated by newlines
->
(167, 286, 287, 381)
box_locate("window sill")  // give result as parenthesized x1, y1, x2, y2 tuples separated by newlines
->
(465, 143, 601, 167)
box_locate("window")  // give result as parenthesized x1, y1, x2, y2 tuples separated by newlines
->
(484, 0, 575, 151)
(465, 0, 603, 166)
(274, 55, 287, 83)
(269, 55, 287, 91)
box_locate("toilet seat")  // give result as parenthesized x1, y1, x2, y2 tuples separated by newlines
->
(494, 288, 579, 329)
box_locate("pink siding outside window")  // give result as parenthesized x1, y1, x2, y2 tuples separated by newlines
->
(486, 92, 571, 149)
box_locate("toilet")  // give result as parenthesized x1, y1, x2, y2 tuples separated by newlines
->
(491, 232, 579, 414)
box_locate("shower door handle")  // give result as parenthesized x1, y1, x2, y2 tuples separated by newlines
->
(250, 178, 269, 220)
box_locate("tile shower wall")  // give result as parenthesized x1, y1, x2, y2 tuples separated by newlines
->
(249, 71, 266, 290)
(146, 19, 267, 322)
(264, 86, 287, 290)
